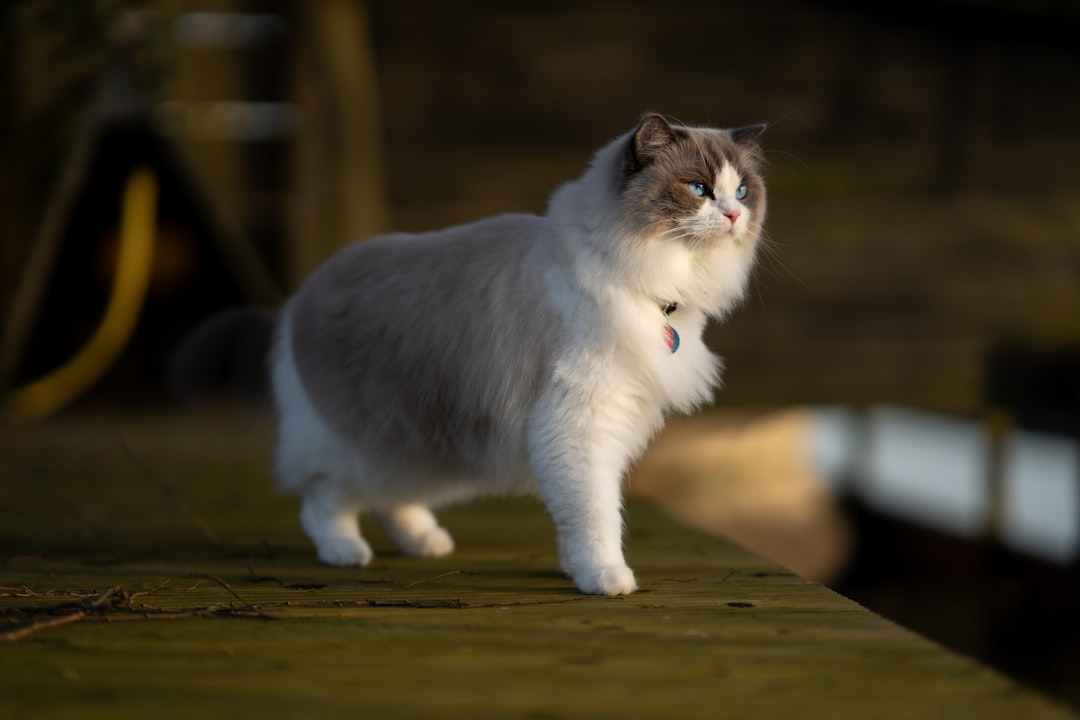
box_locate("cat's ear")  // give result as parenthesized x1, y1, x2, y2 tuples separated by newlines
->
(629, 113, 678, 170)
(730, 123, 767, 145)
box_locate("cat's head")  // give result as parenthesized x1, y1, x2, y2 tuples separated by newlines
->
(617, 113, 767, 251)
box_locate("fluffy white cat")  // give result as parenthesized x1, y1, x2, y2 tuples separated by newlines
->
(271, 113, 766, 595)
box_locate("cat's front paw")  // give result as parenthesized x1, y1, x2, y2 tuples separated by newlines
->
(316, 536, 374, 567)
(571, 564, 638, 596)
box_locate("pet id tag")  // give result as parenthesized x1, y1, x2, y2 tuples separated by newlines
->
(664, 324, 680, 354)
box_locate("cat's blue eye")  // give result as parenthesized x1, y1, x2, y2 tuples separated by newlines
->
(688, 182, 708, 198)
(735, 184, 748, 201)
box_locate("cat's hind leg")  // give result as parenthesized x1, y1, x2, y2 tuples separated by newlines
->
(271, 311, 374, 567)
(299, 483, 373, 567)
(374, 504, 455, 558)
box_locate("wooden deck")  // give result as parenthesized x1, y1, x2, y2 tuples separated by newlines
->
(0, 412, 1073, 719)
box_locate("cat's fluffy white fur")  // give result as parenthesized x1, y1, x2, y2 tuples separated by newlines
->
(271, 114, 766, 595)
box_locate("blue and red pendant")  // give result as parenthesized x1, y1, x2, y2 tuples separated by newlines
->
(663, 324, 680, 354)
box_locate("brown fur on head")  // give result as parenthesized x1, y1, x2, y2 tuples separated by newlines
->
(618, 113, 767, 249)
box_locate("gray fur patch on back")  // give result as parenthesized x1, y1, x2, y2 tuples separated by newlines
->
(289, 214, 559, 473)
(286, 115, 767, 478)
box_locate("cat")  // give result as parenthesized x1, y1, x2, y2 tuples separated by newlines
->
(270, 113, 766, 596)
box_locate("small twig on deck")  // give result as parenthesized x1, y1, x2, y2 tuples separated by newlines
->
(195, 575, 276, 620)
(255, 539, 276, 562)
(0, 586, 100, 599)
(366, 597, 481, 609)
(400, 570, 465, 589)
(128, 579, 172, 599)
(122, 580, 172, 610)
(0, 586, 120, 643)
(0, 581, 602, 640)
(199, 575, 250, 605)
(0, 609, 90, 642)
(246, 563, 283, 586)
(275, 596, 597, 610)
(112, 428, 220, 544)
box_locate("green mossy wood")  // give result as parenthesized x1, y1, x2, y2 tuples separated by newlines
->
(0, 414, 1071, 719)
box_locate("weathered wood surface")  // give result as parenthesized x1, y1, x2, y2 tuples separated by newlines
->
(0, 413, 1072, 719)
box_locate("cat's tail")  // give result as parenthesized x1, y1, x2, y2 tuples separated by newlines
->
(168, 306, 279, 407)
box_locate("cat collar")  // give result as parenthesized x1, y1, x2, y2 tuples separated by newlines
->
(662, 302, 679, 354)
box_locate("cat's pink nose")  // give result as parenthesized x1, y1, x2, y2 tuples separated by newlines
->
(724, 209, 740, 225)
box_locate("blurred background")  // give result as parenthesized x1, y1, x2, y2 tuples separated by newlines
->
(1, 0, 1078, 709)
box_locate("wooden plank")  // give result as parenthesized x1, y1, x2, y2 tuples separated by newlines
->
(0, 413, 1072, 719)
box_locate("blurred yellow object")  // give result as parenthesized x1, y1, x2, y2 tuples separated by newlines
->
(9, 167, 158, 422)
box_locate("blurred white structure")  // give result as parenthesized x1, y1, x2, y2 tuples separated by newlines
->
(810, 405, 1079, 564)
(1001, 431, 1080, 564)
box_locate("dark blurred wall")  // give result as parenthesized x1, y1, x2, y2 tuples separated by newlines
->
(365, 1, 1080, 415)
(3, 1, 1078, 415)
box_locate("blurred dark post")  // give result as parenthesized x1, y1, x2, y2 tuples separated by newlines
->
(986, 347, 1080, 440)
(288, 0, 389, 289)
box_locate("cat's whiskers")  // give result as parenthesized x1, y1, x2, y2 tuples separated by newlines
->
(655, 224, 712, 251)
(753, 230, 810, 289)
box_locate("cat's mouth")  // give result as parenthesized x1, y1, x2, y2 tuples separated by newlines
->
(674, 221, 740, 249)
